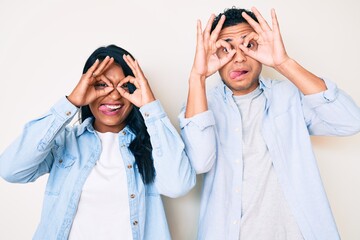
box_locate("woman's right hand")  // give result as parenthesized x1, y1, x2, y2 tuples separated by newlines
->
(67, 56, 114, 107)
(191, 14, 236, 79)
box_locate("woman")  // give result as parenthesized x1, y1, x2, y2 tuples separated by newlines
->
(0, 45, 196, 240)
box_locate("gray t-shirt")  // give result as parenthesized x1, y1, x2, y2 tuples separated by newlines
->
(233, 87, 304, 240)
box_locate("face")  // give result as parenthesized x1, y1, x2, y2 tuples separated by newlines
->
(217, 23, 262, 96)
(89, 63, 133, 133)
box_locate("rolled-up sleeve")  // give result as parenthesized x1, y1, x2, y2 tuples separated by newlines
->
(140, 100, 196, 198)
(179, 109, 217, 174)
(303, 78, 360, 136)
(0, 97, 78, 183)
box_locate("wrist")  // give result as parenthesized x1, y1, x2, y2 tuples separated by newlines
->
(274, 57, 294, 73)
(66, 94, 81, 108)
(189, 70, 206, 83)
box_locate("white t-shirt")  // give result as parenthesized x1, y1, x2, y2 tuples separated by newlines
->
(69, 131, 133, 240)
(233, 87, 304, 240)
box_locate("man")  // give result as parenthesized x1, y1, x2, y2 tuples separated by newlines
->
(179, 6, 360, 240)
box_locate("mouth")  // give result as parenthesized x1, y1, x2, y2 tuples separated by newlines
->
(230, 70, 248, 80)
(98, 104, 123, 115)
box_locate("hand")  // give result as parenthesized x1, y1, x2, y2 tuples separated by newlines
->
(117, 54, 156, 108)
(67, 56, 115, 107)
(239, 7, 290, 68)
(191, 14, 236, 78)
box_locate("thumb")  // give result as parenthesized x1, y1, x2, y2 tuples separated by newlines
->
(96, 86, 114, 98)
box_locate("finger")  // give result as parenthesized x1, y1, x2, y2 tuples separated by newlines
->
(195, 20, 204, 52)
(203, 14, 216, 43)
(242, 32, 259, 47)
(210, 15, 225, 42)
(251, 7, 271, 31)
(123, 54, 137, 76)
(96, 74, 113, 88)
(242, 10, 264, 34)
(85, 59, 100, 79)
(117, 85, 133, 101)
(216, 40, 236, 66)
(119, 75, 140, 90)
(271, 8, 280, 35)
(238, 43, 255, 58)
(101, 57, 115, 73)
(92, 81, 114, 99)
(215, 39, 232, 55)
(96, 86, 114, 97)
(92, 56, 111, 77)
(133, 59, 147, 82)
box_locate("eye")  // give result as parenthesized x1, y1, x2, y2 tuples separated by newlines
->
(222, 48, 229, 53)
(120, 83, 130, 92)
(94, 82, 108, 90)
(246, 40, 257, 50)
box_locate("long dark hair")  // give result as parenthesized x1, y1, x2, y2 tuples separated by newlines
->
(80, 45, 155, 184)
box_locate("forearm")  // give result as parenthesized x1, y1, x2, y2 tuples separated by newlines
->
(0, 97, 77, 182)
(185, 72, 208, 118)
(303, 79, 360, 136)
(140, 100, 196, 197)
(179, 110, 217, 174)
(275, 58, 327, 95)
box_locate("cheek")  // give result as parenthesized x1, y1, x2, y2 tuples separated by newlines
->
(249, 60, 262, 73)
(218, 66, 229, 80)
(123, 102, 134, 116)
(88, 104, 96, 115)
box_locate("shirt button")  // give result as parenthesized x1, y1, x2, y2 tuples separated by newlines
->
(123, 131, 126, 135)
(130, 194, 136, 199)
(144, 113, 149, 117)
(127, 164, 132, 169)
(235, 159, 240, 164)
(235, 128, 240, 132)
(233, 220, 239, 225)
(133, 220, 138, 226)
(65, 111, 71, 116)
(59, 159, 63, 164)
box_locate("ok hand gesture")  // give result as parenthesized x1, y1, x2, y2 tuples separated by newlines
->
(68, 56, 114, 107)
(191, 14, 236, 78)
(239, 7, 290, 68)
(117, 55, 156, 108)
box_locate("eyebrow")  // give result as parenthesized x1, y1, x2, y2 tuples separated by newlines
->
(224, 34, 247, 43)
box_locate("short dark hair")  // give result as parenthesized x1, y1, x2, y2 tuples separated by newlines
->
(211, 7, 258, 33)
(80, 45, 156, 184)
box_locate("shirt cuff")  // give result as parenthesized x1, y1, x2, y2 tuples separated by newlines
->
(140, 100, 166, 123)
(179, 110, 215, 130)
(303, 78, 339, 108)
(51, 96, 79, 121)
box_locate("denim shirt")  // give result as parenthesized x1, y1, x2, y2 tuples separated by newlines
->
(179, 77, 360, 240)
(0, 97, 196, 240)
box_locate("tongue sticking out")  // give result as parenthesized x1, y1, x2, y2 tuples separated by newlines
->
(230, 71, 247, 79)
(99, 105, 120, 112)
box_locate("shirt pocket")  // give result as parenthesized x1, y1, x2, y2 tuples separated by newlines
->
(45, 152, 75, 196)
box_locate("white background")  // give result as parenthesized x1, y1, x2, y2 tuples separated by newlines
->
(0, 0, 359, 239)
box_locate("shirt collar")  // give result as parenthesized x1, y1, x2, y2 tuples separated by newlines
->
(75, 117, 136, 144)
(219, 76, 271, 101)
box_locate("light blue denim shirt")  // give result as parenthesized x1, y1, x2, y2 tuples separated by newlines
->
(0, 97, 196, 240)
(179, 77, 360, 240)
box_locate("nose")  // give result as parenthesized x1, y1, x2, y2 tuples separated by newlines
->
(233, 47, 247, 63)
(108, 87, 122, 100)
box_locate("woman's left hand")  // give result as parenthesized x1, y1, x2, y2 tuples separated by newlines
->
(117, 55, 156, 108)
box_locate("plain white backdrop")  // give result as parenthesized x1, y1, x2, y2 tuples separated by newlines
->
(0, 0, 359, 239)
